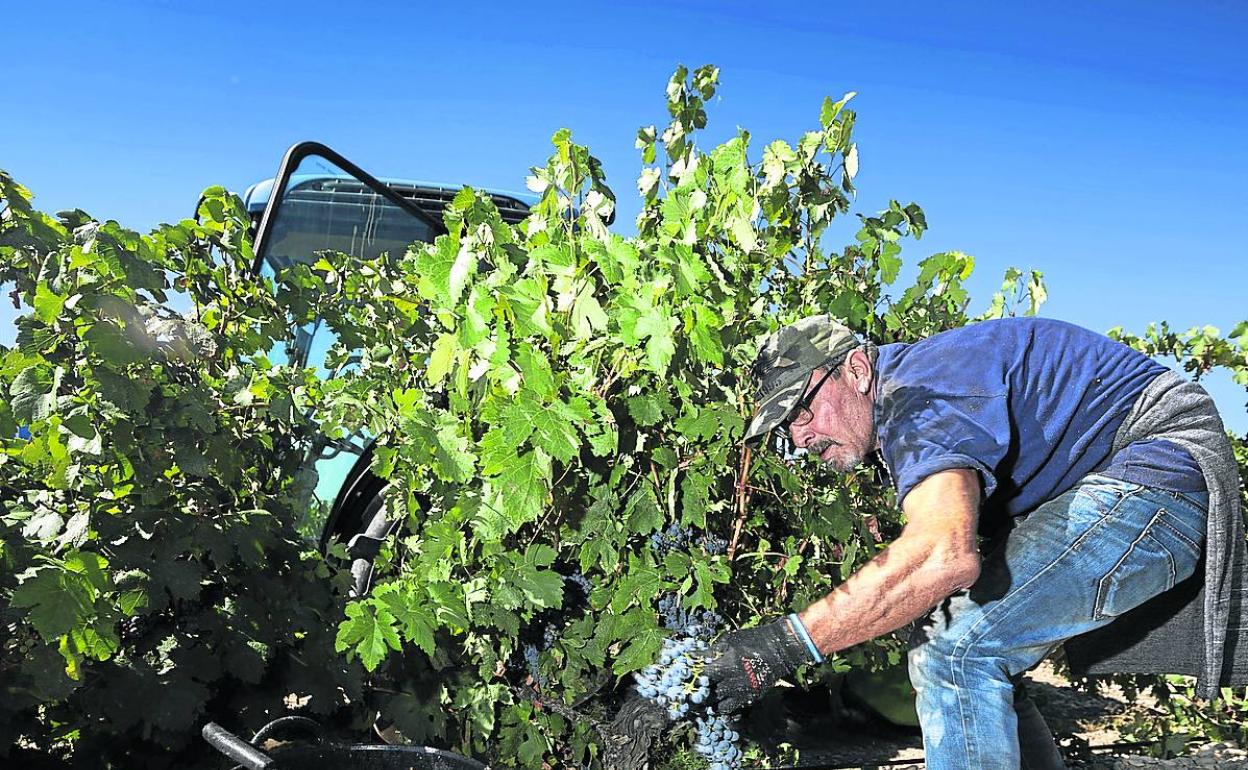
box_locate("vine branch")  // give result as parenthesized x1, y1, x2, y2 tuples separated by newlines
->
(728, 444, 752, 560)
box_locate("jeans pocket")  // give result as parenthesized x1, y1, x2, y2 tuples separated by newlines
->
(1072, 477, 1131, 518)
(1093, 508, 1203, 621)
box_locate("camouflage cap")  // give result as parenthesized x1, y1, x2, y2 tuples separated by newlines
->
(744, 315, 862, 447)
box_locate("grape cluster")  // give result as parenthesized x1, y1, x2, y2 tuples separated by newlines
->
(633, 636, 710, 719)
(698, 534, 728, 555)
(523, 643, 542, 683)
(694, 710, 742, 770)
(564, 572, 592, 601)
(649, 524, 729, 560)
(520, 622, 560, 686)
(632, 635, 744, 770)
(658, 594, 722, 639)
(648, 523, 691, 557)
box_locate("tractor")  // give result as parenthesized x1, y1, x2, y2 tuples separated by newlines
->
(242, 141, 537, 598)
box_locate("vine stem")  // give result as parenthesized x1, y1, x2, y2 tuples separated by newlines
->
(777, 538, 811, 605)
(513, 683, 602, 729)
(728, 444, 752, 560)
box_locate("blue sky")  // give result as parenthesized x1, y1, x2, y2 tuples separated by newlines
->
(3, 0, 1245, 432)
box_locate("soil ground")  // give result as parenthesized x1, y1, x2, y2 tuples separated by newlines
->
(769, 659, 1248, 769)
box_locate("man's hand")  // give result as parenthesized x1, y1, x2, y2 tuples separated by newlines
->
(699, 616, 820, 714)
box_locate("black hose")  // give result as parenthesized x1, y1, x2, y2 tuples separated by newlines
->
(201, 722, 275, 770)
(251, 715, 325, 745)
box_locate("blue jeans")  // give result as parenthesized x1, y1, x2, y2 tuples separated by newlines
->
(907, 474, 1208, 770)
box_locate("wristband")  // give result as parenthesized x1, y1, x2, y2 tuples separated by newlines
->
(786, 613, 824, 664)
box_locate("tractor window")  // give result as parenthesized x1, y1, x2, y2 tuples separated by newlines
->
(252, 150, 441, 534)
(256, 153, 439, 378)
(259, 157, 439, 275)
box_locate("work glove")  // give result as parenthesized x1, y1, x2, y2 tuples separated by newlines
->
(699, 615, 822, 715)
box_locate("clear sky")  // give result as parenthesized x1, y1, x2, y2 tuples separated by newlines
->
(3, 0, 1245, 433)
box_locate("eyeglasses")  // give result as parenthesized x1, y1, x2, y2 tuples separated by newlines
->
(779, 366, 837, 433)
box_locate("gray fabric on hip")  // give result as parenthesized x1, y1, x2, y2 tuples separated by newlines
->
(1063, 370, 1248, 700)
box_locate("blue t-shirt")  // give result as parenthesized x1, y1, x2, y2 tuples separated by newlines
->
(873, 317, 1204, 520)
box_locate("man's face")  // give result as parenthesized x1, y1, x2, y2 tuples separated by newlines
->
(786, 349, 876, 472)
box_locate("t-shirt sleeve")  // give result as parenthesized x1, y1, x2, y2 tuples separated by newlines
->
(879, 390, 1010, 507)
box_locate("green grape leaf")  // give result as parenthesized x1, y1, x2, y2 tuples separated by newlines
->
(610, 557, 663, 614)
(627, 395, 664, 426)
(515, 343, 556, 398)
(525, 394, 582, 463)
(82, 320, 146, 366)
(879, 241, 902, 284)
(518, 726, 548, 766)
(672, 245, 712, 295)
(585, 422, 618, 457)
(336, 601, 402, 672)
(605, 236, 640, 284)
(485, 449, 550, 530)
(427, 332, 459, 384)
(33, 284, 67, 325)
(11, 569, 87, 640)
(448, 241, 477, 306)
(686, 303, 724, 366)
(508, 556, 564, 611)
(502, 276, 552, 338)
(625, 484, 663, 534)
(480, 409, 536, 475)
(612, 624, 665, 676)
(432, 414, 476, 484)
(63, 550, 111, 592)
(673, 406, 718, 441)
(635, 304, 678, 375)
(149, 558, 205, 603)
(382, 692, 448, 746)
(426, 582, 470, 631)
(416, 236, 459, 307)
(11, 364, 57, 424)
(64, 621, 120, 663)
(377, 587, 437, 657)
(680, 470, 712, 528)
(651, 446, 678, 469)
(118, 587, 149, 616)
(570, 284, 608, 338)
(691, 560, 729, 610)
(462, 284, 496, 348)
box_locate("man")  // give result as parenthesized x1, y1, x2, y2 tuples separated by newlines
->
(697, 314, 1247, 770)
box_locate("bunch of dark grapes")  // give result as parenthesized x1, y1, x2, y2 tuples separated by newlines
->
(650, 524, 728, 559)
(633, 636, 710, 718)
(564, 572, 592, 602)
(632, 636, 744, 770)
(520, 622, 561, 687)
(698, 534, 728, 555)
(523, 644, 543, 684)
(658, 594, 722, 640)
(648, 523, 692, 557)
(694, 710, 742, 770)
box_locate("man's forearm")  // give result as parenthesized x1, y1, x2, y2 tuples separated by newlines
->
(797, 537, 978, 657)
